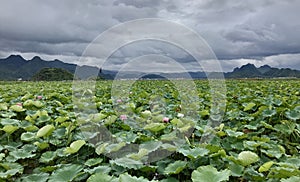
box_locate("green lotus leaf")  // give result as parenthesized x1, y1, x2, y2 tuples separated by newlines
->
(0, 103, 8, 111)
(111, 157, 143, 169)
(33, 100, 44, 108)
(9, 149, 35, 160)
(37, 115, 51, 123)
(21, 93, 33, 101)
(199, 110, 209, 117)
(39, 166, 57, 173)
(104, 115, 118, 125)
(119, 173, 151, 182)
(127, 148, 149, 160)
(87, 173, 116, 182)
(152, 115, 164, 122)
(52, 127, 66, 139)
(261, 145, 285, 159)
(170, 118, 183, 126)
(21, 132, 36, 141)
(84, 158, 103, 167)
(243, 102, 256, 111)
(22, 144, 37, 153)
(3, 142, 22, 152)
(9, 105, 25, 112)
(164, 160, 188, 175)
(64, 140, 86, 154)
(95, 143, 109, 155)
(141, 110, 152, 118)
(178, 147, 209, 159)
(48, 164, 83, 182)
(40, 151, 57, 163)
(90, 113, 107, 122)
(225, 129, 244, 138)
(23, 99, 34, 107)
(115, 131, 138, 143)
(0, 118, 20, 125)
(105, 142, 126, 153)
(160, 131, 177, 141)
(274, 122, 295, 135)
(21, 173, 49, 182)
(285, 110, 300, 121)
(34, 142, 50, 150)
(36, 124, 55, 138)
(260, 121, 274, 129)
(23, 100, 43, 108)
(144, 123, 166, 132)
(37, 110, 48, 117)
(281, 176, 300, 182)
(85, 165, 111, 174)
(2, 125, 19, 134)
(272, 99, 282, 106)
(282, 158, 300, 168)
(262, 109, 276, 118)
(161, 177, 180, 182)
(161, 143, 177, 152)
(229, 162, 244, 177)
(294, 106, 300, 112)
(178, 124, 193, 132)
(191, 165, 231, 182)
(55, 116, 69, 123)
(238, 151, 259, 166)
(0, 162, 23, 179)
(128, 102, 136, 110)
(0, 112, 17, 118)
(258, 161, 275, 173)
(140, 141, 162, 153)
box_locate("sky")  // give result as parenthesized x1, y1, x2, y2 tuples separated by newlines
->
(0, 0, 299, 72)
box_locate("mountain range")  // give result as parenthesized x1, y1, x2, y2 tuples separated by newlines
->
(0, 55, 299, 80)
(224, 63, 300, 78)
(0, 55, 112, 80)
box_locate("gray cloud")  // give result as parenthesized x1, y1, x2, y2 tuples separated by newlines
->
(0, 0, 299, 71)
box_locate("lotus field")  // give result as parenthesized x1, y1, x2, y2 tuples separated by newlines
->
(0, 80, 299, 181)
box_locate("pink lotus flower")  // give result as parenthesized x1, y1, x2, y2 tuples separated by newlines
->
(162, 117, 170, 123)
(117, 99, 122, 103)
(37, 96, 43, 99)
(120, 115, 127, 120)
(16, 103, 22, 106)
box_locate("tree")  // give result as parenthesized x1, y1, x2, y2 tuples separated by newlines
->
(31, 68, 74, 81)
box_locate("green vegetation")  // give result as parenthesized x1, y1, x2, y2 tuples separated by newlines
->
(0, 80, 299, 181)
(31, 68, 74, 81)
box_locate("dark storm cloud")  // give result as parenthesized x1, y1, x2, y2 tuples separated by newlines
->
(221, 1, 300, 59)
(0, 0, 116, 44)
(0, 0, 299, 71)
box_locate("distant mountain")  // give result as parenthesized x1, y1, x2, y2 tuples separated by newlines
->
(0, 55, 111, 80)
(257, 65, 272, 74)
(112, 64, 300, 79)
(115, 71, 207, 79)
(225, 63, 300, 78)
(226, 63, 263, 78)
(0, 55, 299, 80)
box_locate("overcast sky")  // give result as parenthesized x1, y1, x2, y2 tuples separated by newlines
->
(0, 0, 299, 72)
